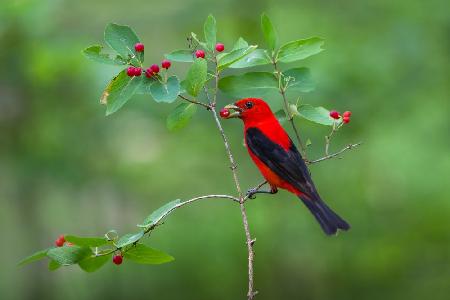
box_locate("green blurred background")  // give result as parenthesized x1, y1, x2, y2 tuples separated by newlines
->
(1, 0, 449, 299)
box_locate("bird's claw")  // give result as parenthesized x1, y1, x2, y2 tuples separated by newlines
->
(246, 188, 257, 199)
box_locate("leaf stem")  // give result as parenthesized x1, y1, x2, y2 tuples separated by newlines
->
(178, 95, 211, 109)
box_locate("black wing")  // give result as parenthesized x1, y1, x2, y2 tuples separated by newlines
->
(245, 127, 319, 200)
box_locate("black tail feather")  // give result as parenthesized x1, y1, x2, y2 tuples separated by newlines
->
(299, 196, 350, 235)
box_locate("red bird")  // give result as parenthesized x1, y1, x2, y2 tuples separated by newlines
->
(224, 98, 350, 235)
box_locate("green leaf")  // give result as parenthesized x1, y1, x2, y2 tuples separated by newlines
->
(124, 244, 174, 264)
(83, 45, 126, 65)
(284, 68, 315, 93)
(149, 76, 180, 103)
(229, 49, 271, 68)
(297, 104, 335, 126)
(79, 255, 110, 273)
(64, 236, 109, 247)
(261, 13, 278, 51)
(18, 249, 49, 266)
(116, 231, 144, 248)
(183, 58, 207, 97)
(232, 37, 249, 51)
(136, 77, 155, 95)
(217, 46, 257, 71)
(102, 69, 143, 116)
(275, 109, 288, 124)
(104, 23, 143, 65)
(204, 14, 217, 51)
(165, 49, 194, 63)
(140, 199, 181, 228)
(47, 246, 92, 266)
(48, 260, 61, 271)
(219, 72, 279, 106)
(191, 32, 207, 49)
(166, 104, 197, 131)
(277, 37, 324, 63)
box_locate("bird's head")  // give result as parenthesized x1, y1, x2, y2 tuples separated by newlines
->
(222, 98, 275, 124)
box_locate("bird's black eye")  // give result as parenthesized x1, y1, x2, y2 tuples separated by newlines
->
(245, 101, 253, 109)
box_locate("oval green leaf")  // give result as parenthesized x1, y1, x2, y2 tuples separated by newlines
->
(229, 49, 271, 69)
(102, 69, 143, 116)
(64, 235, 109, 247)
(18, 248, 49, 266)
(104, 23, 143, 65)
(124, 244, 174, 264)
(115, 231, 144, 248)
(78, 255, 110, 273)
(183, 58, 207, 97)
(47, 246, 92, 266)
(284, 67, 315, 93)
(149, 76, 180, 103)
(48, 259, 61, 271)
(139, 199, 181, 228)
(83, 45, 126, 65)
(165, 49, 194, 63)
(261, 13, 278, 51)
(277, 37, 324, 63)
(204, 14, 217, 51)
(166, 104, 197, 131)
(297, 104, 335, 126)
(217, 46, 257, 71)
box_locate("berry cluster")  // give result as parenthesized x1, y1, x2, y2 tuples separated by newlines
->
(330, 110, 352, 124)
(126, 43, 172, 78)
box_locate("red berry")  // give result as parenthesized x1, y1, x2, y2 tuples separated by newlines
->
(133, 67, 142, 76)
(127, 67, 135, 77)
(329, 110, 340, 119)
(161, 59, 171, 69)
(215, 43, 225, 52)
(343, 111, 352, 118)
(112, 255, 123, 265)
(145, 68, 153, 78)
(195, 49, 205, 58)
(219, 108, 230, 118)
(55, 235, 65, 247)
(134, 43, 144, 52)
(343, 116, 351, 124)
(150, 64, 160, 74)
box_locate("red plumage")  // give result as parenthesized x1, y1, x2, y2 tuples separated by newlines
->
(225, 98, 350, 235)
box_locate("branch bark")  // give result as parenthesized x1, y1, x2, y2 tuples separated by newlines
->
(307, 142, 362, 164)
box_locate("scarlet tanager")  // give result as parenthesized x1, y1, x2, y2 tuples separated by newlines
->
(223, 98, 350, 235)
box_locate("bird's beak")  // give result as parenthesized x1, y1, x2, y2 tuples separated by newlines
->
(223, 104, 242, 118)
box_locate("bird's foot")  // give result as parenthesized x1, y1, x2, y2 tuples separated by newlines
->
(246, 188, 258, 199)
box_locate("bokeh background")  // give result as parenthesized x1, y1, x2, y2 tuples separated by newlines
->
(1, 0, 449, 299)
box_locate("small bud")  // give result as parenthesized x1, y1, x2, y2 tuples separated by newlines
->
(161, 59, 171, 69)
(329, 110, 340, 120)
(195, 49, 205, 59)
(134, 43, 144, 52)
(215, 43, 225, 52)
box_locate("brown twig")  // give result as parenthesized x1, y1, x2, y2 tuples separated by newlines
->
(178, 94, 211, 109)
(308, 142, 362, 164)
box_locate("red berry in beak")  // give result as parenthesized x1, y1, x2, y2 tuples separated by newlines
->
(195, 50, 205, 58)
(219, 108, 230, 118)
(215, 43, 225, 52)
(134, 43, 144, 52)
(329, 110, 340, 119)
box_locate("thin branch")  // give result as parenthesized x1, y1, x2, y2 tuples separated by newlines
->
(243, 181, 268, 202)
(308, 142, 362, 164)
(272, 61, 307, 159)
(178, 95, 211, 109)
